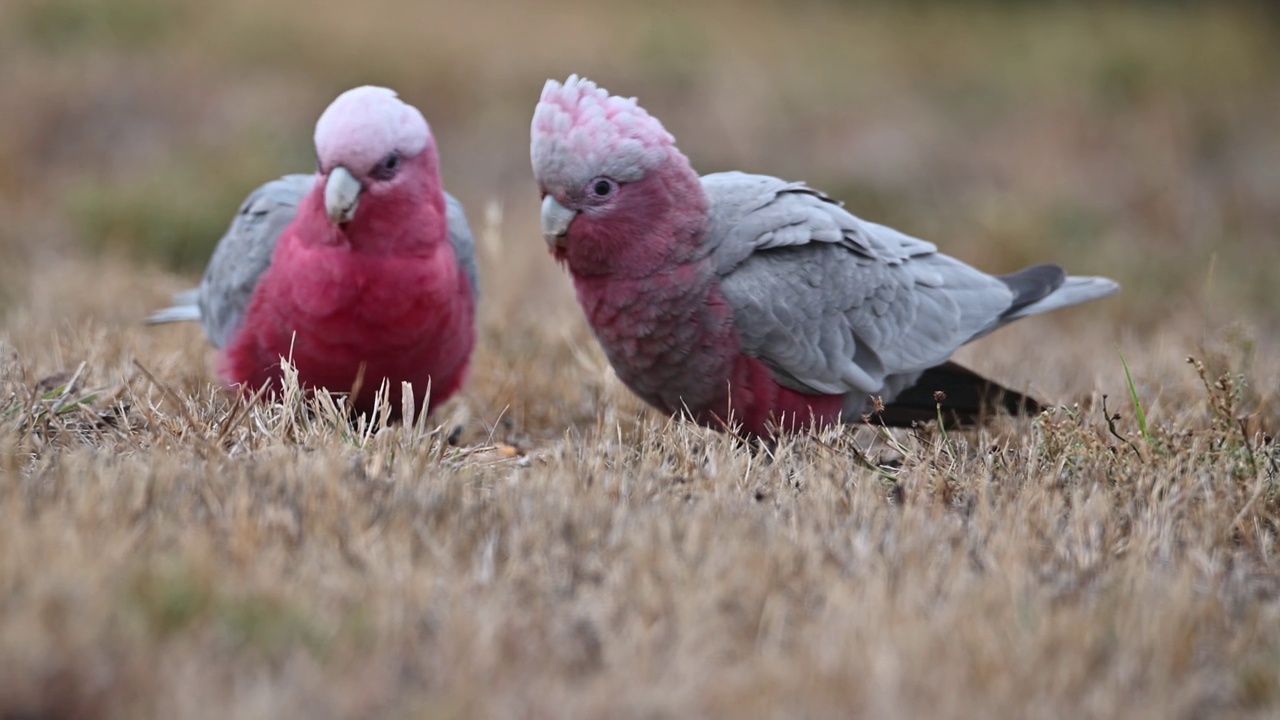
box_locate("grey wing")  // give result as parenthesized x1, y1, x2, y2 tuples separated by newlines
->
(704, 171, 1016, 399)
(444, 192, 480, 299)
(197, 174, 313, 349)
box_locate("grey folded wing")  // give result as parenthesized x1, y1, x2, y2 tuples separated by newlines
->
(444, 192, 480, 299)
(703, 171, 1016, 399)
(197, 174, 314, 349)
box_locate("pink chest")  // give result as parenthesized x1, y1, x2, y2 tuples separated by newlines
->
(572, 268, 844, 437)
(221, 241, 474, 412)
(716, 354, 846, 437)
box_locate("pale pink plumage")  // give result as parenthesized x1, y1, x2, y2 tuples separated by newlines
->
(531, 77, 803, 436)
(531, 76, 1117, 438)
(153, 87, 478, 418)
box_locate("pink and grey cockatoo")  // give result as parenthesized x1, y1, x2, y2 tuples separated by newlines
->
(148, 86, 478, 418)
(530, 76, 1119, 438)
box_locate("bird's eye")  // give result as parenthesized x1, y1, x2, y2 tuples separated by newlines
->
(370, 153, 401, 180)
(590, 178, 614, 198)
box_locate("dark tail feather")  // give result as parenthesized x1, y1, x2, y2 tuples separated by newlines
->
(997, 263, 1066, 317)
(873, 361, 1044, 428)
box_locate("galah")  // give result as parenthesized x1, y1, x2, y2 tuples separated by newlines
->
(149, 86, 478, 418)
(530, 76, 1119, 438)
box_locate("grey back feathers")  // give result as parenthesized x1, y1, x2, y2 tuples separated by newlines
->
(702, 171, 1119, 407)
(444, 192, 480, 299)
(146, 175, 480, 349)
(195, 174, 313, 349)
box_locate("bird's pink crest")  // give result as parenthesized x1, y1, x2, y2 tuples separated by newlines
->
(314, 86, 432, 172)
(530, 75, 676, 190)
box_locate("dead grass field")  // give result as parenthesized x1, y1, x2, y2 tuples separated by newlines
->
(1, 0, 1279, 717)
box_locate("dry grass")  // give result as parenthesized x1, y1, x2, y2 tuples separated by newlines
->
(2, 1, 1279, 718)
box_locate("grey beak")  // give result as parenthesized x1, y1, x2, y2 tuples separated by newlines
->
(325, 166, 363, 225)
(540, 195, 578, 248)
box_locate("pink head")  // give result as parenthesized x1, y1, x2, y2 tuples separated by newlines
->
(531, 75, 675, 190)
(308, 86, 444, 248)
(530, 76, 705, 275)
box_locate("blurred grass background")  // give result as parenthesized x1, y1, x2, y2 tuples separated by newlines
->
(1, 4, 1279, 715)
(0, 0, 1276, 331)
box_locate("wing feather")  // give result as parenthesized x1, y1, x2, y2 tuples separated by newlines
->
(197, 174, 313, 349)
(704, 171, 1014, 401)
(444, 192, 480, 300)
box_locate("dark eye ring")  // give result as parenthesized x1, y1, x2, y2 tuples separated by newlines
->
(369, 153, 401, 180)
(592, 179, 613, 197)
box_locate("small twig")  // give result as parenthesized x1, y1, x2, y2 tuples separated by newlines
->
(348, 361, 368, 418)
(1238, 417, 1259, 476)
(214, 384, 267, 449)
(934, 390, 955, 459)
(482, 404, 511, 449)
(1100, 394, 1138, 454)
(807, 433, 899, 483)
(1227, 466, 1269, 540)
(48, 361, 87, 415)
(132, 360, 215, 455)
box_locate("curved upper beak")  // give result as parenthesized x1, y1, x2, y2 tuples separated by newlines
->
(540, 195, 578, 248)
(325, 166, 363, 226)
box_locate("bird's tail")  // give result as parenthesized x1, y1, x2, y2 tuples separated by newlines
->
(1003, 274, 1120, 323)
(874, 361, 1043, 428)
(145, 289, 201, 325)
(966, 265, 1119, 343)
